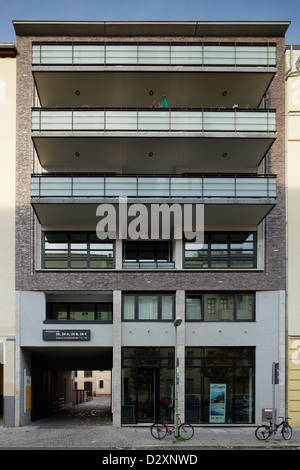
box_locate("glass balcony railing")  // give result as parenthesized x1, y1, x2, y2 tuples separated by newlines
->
(32, 42, 276, 67)
(31, 174, 277, 199)
(32, 108, 276, 133)
(122, 261, 175, 269)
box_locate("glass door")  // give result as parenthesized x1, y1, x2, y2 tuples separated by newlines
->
(137, 368, 158, 422)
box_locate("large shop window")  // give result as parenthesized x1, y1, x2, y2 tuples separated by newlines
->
(186, 293, 255, 321)
(46, 302, 113, 322)
(185, 347, 255, 424)
(184, 232, 256, 269)
(123, 293, 175, 321)
(42, 232, 114, 269)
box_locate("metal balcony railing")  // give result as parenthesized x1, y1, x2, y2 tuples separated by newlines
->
(32, 42, 276, 67)
(32, 108, 276, 133)
(31, 173, 277, 200)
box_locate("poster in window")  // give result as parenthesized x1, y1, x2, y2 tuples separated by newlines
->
(209, 384, 226, 423)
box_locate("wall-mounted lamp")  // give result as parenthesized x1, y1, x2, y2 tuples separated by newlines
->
(222, 91, 227, 96)
(75, 152, 80, 157)
(149, 90, 154, 96)
(75, 90, 80, 95)
(174, 317, 183, 327)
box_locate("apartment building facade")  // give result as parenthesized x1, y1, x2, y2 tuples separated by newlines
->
(286, 45, 300, 427)
(0, 43, 17, 427)
(13, 20, 288, 427)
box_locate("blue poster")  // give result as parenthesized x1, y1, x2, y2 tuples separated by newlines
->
(209, 384, 226, 423)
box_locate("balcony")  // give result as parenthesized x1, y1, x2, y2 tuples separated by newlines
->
(32, 108, 276, 134)
(31, 173, 276, 229)
(32, 41, 276, 110)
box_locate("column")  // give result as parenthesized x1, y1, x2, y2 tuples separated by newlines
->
(112, 290, 122, 427)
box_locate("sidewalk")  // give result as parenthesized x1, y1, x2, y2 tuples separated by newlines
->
(0, 398, 299, 450)
(0, 422, 299, 450)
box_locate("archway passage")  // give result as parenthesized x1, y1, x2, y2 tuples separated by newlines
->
(28, 347, 112, 425)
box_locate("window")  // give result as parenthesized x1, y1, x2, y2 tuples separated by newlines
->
(184, 232, 256, 269)
(123, 240, 171, 262)
(185, 347, 255, 424)
(42, 232, 114, 269)
(185, 293, 255, 321)
(123, 293, 175, 321)
(46, 302, 113, 322)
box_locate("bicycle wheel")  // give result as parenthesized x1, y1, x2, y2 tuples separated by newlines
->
(178, 423, 194, 440)
(255, 425, 271, 440)
(151, 423, 168, 439)
(282, 424, 292, 440)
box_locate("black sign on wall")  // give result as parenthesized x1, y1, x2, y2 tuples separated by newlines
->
(43, 330, 91, 341)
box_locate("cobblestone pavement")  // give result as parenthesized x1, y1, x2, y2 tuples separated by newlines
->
(0, 397, 299, 450)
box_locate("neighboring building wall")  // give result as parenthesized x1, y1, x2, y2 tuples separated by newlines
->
(0, 44, 16, 427)
(286, 45, 300, 427)
(75, 370, 111, 396)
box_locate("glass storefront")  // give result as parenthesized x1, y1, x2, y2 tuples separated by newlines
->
(121, 346, 255, 424)
(185, 347, 255, 424)
(122, 347, 174, 424)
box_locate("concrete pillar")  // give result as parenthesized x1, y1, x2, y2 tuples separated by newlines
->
(112, 290, 122, 427)
(115, 240, 123, 269)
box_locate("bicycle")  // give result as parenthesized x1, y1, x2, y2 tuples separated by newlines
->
(255, 417, 292, 441)
(150, 416, 194, 440)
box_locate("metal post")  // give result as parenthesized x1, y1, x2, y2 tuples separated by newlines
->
(174, 324, 178, 437)
(272, 362, 279, 440)
(272, 362, 276, 440)
(173, 317, 182, 438)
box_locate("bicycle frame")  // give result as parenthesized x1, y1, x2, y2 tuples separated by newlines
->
(269, 419, 287, 435)
(163, 416, 183, 434)
(151, 415, 194, 440)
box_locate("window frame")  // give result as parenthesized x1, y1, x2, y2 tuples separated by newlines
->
(122, 292, 175, 322)
(185, 292, 255, 322)
(42, 231, 115, 269)
(184, 231, 257, 269)
(45, 302, 113, 323)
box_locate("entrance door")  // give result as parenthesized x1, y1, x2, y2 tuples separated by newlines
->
(137, 368, 158, 422)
